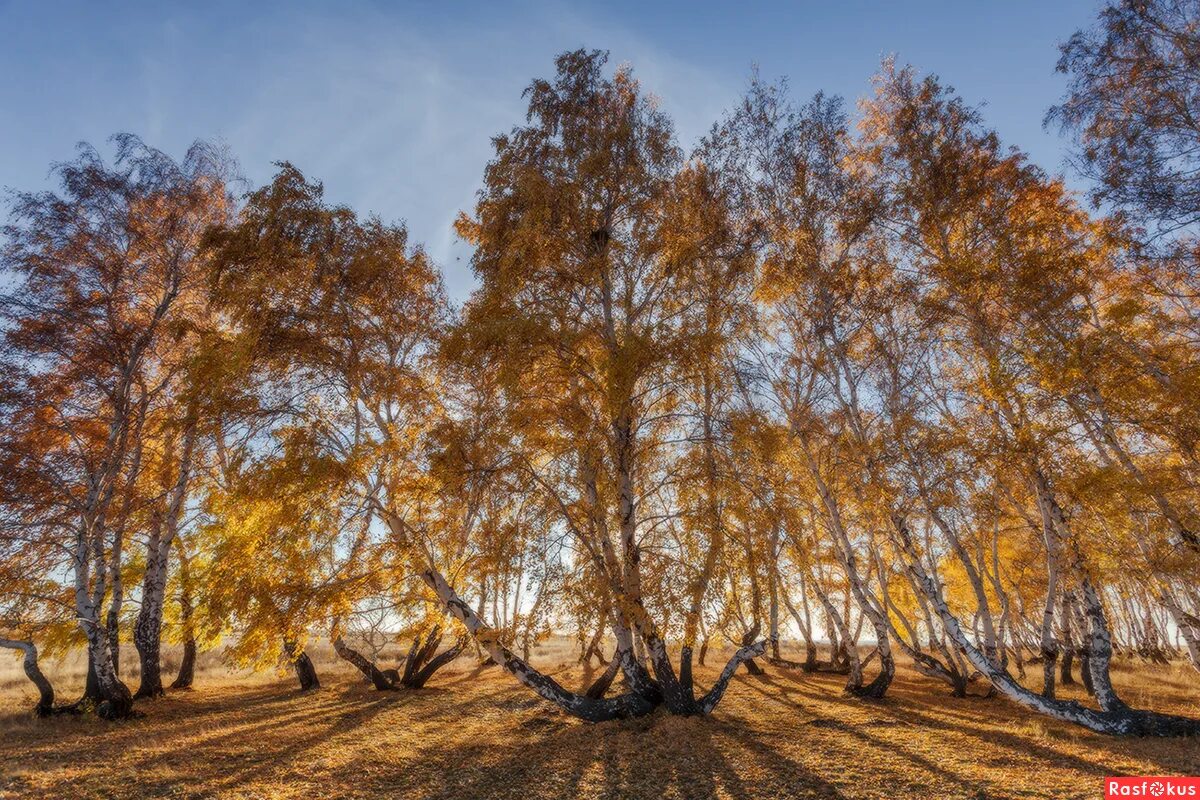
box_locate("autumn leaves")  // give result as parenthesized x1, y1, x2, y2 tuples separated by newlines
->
(2, 1, 1200, 738)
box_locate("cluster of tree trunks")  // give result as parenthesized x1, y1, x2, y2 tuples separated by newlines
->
(332, 626, 468, 691)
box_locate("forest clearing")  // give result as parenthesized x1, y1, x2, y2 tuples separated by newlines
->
(2, 641, 1198, 800)
(3, 0, 1200, 797)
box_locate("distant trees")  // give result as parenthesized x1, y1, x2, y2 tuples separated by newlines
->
(0, 0, 1198, 738)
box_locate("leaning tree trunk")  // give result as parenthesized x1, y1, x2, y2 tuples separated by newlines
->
(780, 578, 820, 672)
(337, 624, 471, 691)
(894, 484, 1200, 736)
(0, 639, 56, 717)
(813, 579, 861, 687)
(581, 624, 608, 666)
(421, 566, 660, 721)
(401, 630, 469, 689)
(585, 648, 623, 698)
(739, 623, 766, 676)
(333, 636, 397, 690)
(800, 437, 894, 698)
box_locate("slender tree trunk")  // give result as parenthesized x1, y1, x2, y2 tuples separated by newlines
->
(1034, 470, 1063, 699)
(783, 573, 820, 671)
(582, 624, 606, 666)
(170, 547, 197, 690)
(133, 513, 168, 699)
(768, 530, 782, 660)
(1060, 591, 1076, 686)
(106, 557, 123, 677)
(797, 433, 893, 698)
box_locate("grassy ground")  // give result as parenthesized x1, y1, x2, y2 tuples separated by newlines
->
(1, 641, 1197, 799)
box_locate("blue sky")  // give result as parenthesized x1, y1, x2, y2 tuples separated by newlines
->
(0, 0, 1100, 300)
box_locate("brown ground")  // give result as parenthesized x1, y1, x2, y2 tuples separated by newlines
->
(0, 641, 1197, 800)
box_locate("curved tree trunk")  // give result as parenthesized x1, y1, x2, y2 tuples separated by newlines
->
(422, 565, 659, 720)
(780, 578, 820, 672)
(333, 636, 397, 690)
(1163, 596, 1200, 674)
(740, 624, 766, 676)
(798, 435, 894, 698)
(894, 494, 1200, 736)
(581, 624, 606, 666)
(0, 639, 56, 717)
(585, 648, 623, 698)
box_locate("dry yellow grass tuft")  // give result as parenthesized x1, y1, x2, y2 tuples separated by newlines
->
(1, 641, 1197, 799)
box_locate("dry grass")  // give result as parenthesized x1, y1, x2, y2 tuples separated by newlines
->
(1, 640, 1197, 799)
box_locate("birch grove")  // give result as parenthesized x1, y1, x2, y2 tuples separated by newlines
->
(1, 0, 1200, 739)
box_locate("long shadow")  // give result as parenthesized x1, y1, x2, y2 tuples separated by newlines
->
(351, 708, 847, 800)
(6, 680, 414, 798)
(128, 686, 406, 798)
(755, 668, 1182, 777)
(742, 673, 972, 791)
(4, 682, 328, 764)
